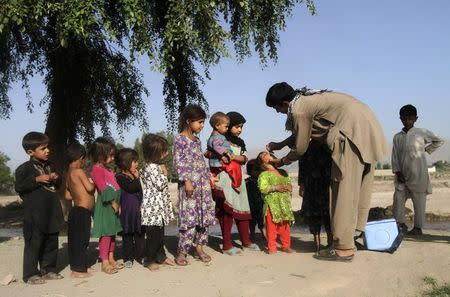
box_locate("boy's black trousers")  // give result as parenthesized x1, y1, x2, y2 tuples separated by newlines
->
(23, 221, 59, 282)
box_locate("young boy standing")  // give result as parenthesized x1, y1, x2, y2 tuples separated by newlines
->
(392, 105, 444, 235)
(64, 142, 96, 278)
(14, 132, 64, 284)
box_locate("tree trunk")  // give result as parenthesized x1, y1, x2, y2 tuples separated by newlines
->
(45, 45, 77, 221)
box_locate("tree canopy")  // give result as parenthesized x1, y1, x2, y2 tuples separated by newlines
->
(1, 0, 316, 143)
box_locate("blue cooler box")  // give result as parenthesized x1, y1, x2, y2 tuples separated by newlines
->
(364, 218, 399, 251)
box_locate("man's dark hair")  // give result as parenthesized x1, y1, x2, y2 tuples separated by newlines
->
(22, 132, 49, 152)
(265, 82, 296, 107)
(66, 142, 86, 163)
(116, 148, 139, 171)
(399, 104, 417, 117)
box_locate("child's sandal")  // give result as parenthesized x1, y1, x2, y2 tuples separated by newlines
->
(26, 275, 46, 285)
(175, 253, 188, 266)
(195, 252, 212, 263)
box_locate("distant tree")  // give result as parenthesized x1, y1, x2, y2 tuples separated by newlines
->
(0, 152, 14, 194)
(382, 163, 391, 170)
(433, 160, 450, 172)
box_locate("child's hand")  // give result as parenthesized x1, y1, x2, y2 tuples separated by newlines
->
(221, 155, 230, 164)
(49, 172, 59, 181)
(185, 180, 194, 198)
(210, 175, 219, 186)
(160, 164, 168, 177)
(36, 174, 52, 184)
(111, 200, 120, 214)
(131, 169, 140, 178)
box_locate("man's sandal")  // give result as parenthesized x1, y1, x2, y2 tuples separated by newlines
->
(42, 272, 64, 280)
(26, 275, 46, 285)
(313, 248, 354, 262)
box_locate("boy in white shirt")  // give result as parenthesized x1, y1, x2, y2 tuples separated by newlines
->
(392, 104, 444, 235)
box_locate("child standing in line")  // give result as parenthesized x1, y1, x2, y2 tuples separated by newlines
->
(298, 140, 333, 253)
(90, 137, 123, 274)
(207, 112, 242, 191)
(65, 142, 96, 278)
(257, 152, 295, 254)
(15, 132, 64, 284)
(140, 134, 176, 271)
(209, 111, 259, 255)
(173, 104, 216, 265)
(245, 159, 265, 241)
(115, 148, 145, 269)
(392, 104, 444, 235)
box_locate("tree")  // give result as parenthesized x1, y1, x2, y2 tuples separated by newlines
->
(1, 0, 316, 173)
(0, 152, 14, 194)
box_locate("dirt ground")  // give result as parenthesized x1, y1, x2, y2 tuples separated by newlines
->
(0, 179, 449, 297)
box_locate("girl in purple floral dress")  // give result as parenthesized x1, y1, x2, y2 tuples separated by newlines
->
(173, 104, 216, 266)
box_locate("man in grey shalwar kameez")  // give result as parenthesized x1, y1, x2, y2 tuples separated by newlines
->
(265, 82, 388, 262)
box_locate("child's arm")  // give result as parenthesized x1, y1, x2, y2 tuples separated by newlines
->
(78, 169, 95, 194)
(142, 165, 168, 192)
(424, 130, 445, 154)
(257, 172, 291, 194)
(14, 163, 41, 194)
(391, 135, 405, 183)
(116, 173, 141, 193)
(64, 180, 73, 201)
(90, 166, 107, 192)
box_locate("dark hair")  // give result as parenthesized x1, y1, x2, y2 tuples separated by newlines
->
(225, 111, 247, 152)
(178, 104, 207, 133)
(255, 151, 288, 177)
(66, 142, 86, 163)
(22, 132, 49, 152)
(116, 148, 139, 171)
(265, 82, 296, 107)
(399, 104, 417, 117)
(89, 136, 116, 164)
(209, 112, 229, 128)
(142, 134, 169, 163)
(246, 159, 259, 178)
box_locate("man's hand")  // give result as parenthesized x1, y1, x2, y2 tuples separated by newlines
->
(395, 172, 406, 183)
(266, 142, 282, 152)
(271, 158, 284, 168)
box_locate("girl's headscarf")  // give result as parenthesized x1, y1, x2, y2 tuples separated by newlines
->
(226, 111, 247, 152)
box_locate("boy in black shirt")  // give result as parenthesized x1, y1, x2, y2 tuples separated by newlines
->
(14, 132, 64, 284)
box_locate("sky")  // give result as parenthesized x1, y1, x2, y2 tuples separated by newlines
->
(1, 0, 450, 170)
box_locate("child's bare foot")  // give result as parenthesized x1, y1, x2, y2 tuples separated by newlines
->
(109, 259, 124, 270)
(147, 263, 159, 271)
(163, 258, 176, 266)
(70, 271, 92, 278)
(87, 266, 97, 273)
(101, 262, 118, 275)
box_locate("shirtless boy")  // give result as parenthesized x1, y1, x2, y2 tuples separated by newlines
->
(64, 142, 96, 278)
